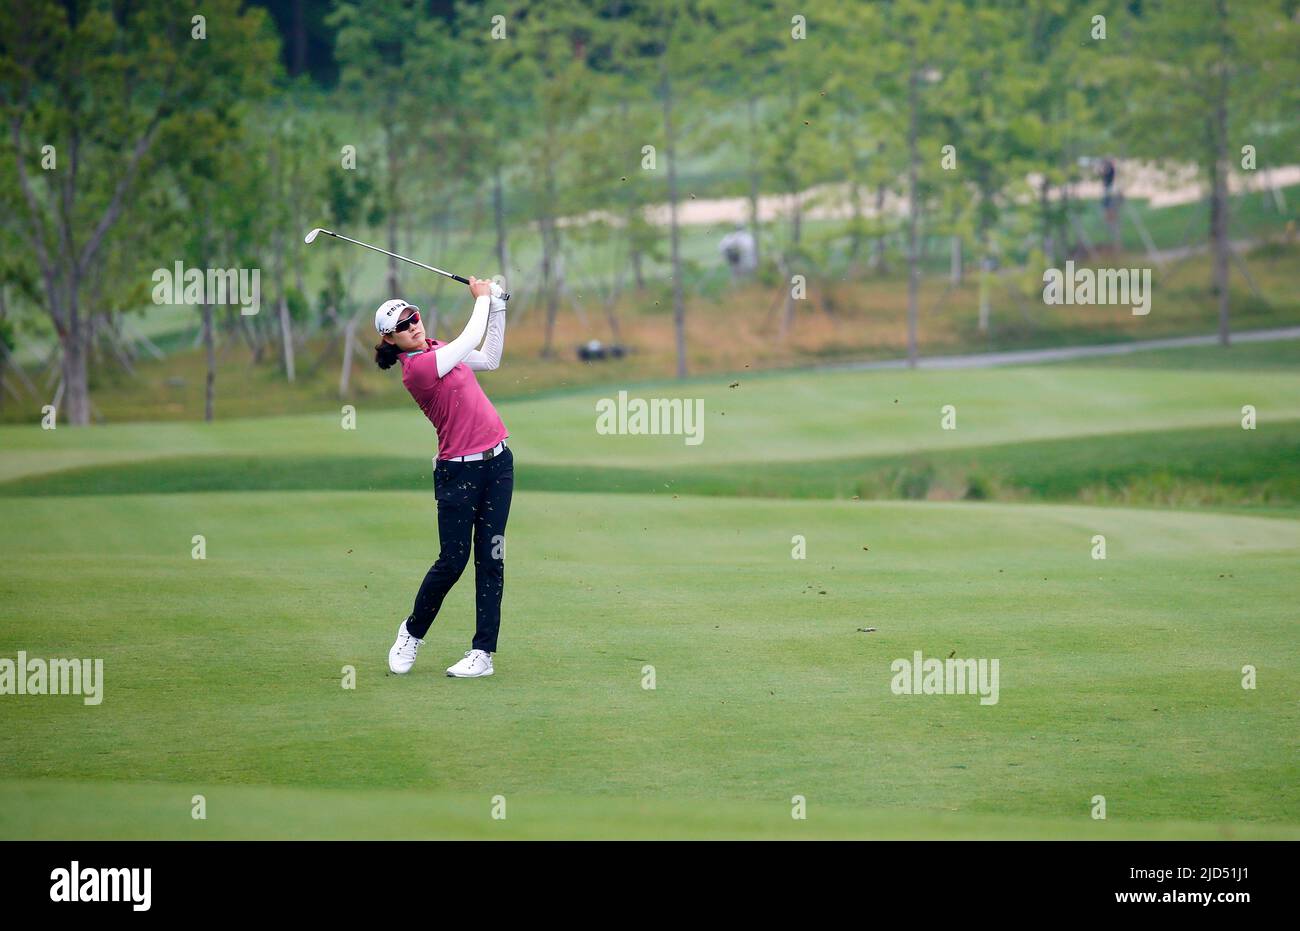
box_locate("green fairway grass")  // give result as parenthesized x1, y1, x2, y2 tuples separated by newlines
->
(1057, 336, 1300, 371)
(2, 781, 1292, 840)
(1, 490, 1296, 838)
(2, 345, 1297, 839)
(3, 346, 1299, 481)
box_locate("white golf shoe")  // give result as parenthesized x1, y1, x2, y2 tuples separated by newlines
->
(446, 649, 493, 678)
(388, 618, 423, 674)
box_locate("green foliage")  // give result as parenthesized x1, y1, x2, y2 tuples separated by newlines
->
(285, 285, 309, 323)
(0, 0, 280, 420)
(3, 0, 1298, 416)
(1105, 0, 1300, 172)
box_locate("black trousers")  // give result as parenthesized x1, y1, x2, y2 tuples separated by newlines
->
(408, 446, 514, 652)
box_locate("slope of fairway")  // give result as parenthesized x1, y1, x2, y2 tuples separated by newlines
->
(3, 360, 1299, 480)
(5, 420, 1297, 513)
(1, 490, 1296, 838)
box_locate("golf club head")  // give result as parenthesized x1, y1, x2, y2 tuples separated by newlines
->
(304, 228, 325, 244)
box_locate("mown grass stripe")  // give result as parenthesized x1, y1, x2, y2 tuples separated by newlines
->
(3, 420, 1298, 509)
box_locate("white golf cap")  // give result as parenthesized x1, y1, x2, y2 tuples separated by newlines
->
(375, 299, 418, 335)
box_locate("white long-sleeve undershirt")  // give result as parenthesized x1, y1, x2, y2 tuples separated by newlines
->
(433, 294, 496, 378)
(464, 295, 507, 372)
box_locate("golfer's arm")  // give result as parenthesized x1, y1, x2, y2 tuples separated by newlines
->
(434, 295, 491, 378)
(465, 299, 506, 372)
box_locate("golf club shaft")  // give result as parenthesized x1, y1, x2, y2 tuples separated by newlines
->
(313, 229, 509, 300)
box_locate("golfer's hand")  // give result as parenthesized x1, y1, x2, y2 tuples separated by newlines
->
(468, 276, 492, 298)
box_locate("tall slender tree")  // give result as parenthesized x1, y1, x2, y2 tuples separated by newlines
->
(617, 0, 720, 378)
(864, 0, 956, 367)
(331, 0, 427, 298)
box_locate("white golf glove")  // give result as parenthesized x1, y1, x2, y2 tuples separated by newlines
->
(489, 281, 507, 313)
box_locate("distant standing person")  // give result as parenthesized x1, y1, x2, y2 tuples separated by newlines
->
(719, 225, 758, 280)
(1099, 157, 1120, 248)
(374, 277, 513, 679)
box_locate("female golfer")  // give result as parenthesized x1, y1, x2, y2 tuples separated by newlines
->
(377, 276, 512, 678)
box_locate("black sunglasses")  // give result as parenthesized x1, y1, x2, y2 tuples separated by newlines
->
(394, 309, 420, 333)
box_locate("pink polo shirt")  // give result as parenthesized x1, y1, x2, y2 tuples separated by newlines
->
(400, 338, 509, 460)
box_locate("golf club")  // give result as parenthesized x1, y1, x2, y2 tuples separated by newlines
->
(304, 227, 509, 300)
